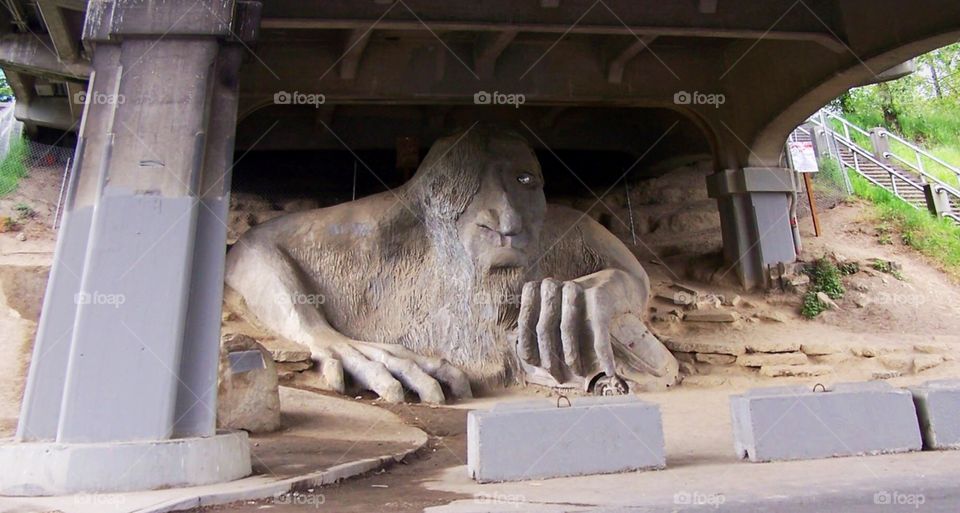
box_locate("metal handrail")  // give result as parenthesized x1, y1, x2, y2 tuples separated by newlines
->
(830, 133, 926, 208)
(884, 150, 960, 198)
(811, 109, 960, 188)
(877, 128, 960, 181)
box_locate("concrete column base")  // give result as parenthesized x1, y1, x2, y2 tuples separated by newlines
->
(707, 167, 798, 289)
(0, 431, 251, 496)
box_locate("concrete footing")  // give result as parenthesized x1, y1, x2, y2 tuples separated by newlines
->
(0, 431, 251, 496)
(910, 380, 960, 450)
(467, 396, 665, 482)
(731, 383, 922, 462)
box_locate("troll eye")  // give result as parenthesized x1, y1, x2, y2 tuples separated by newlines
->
(517, 173, 534, 186)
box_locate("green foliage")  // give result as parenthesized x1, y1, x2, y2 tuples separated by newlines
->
(838, 261, 860, 276)
(807, 258, 845, 300)
(848, 171, 960, 278)
(834, 43, 960, 181)
(0, 137, 27, 197)
(13, 202, 35, 219)
(870, 259, 904, 280)
(801, 291, 827, 319)
(801, 258, 846, 319)
(0, 69, 12, 97)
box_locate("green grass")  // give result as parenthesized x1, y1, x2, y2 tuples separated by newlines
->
(0, 137, 27, 197)
(847, 169, 960, 278)
(801, 258, 846, 319)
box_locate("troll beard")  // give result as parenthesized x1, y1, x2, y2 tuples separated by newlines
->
(401, 223, 532, 389)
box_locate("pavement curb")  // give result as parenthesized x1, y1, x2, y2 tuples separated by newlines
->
(132, 430, 429, 513)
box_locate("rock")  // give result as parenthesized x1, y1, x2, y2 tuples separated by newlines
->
(672, 351, 697, 364)
(655, 292, 694, 307)
(657, 283, 701, 306)
(221, 310, 240, 323)
(260, 338, 312, 363)
(755, 310, 787, 323)
(664, 338, 745, 356)
(914, 343, 951, 354)
(277, 360, 312, 373)
(678, 361, 698, 376)
(852, 344, 905, 358)
(852, 293, 870, 308)
(813, 353, 854, 365)
(651, 308, 682, 323)
(914, 355, 945, 373)
(680, 375, 728, 388)
(276, 360, 313, 380)
(759, 364, 831, 377)
(871, 370, 901, 380)
(15, 233, 26, 242)
(816, 292, 839, 310)
(737, 352, 808, 367)
(683, 309, 737, 323)
(879, 354, 914, 373)
(785, 273, 810, 292)
(688, 295, 722, 310)
(800, 342, 846, 356)
(723, 294, 742, 307)
(745, 340, 801, 353)
(218, 334, 281, 433)
(695, 353, 737, 365)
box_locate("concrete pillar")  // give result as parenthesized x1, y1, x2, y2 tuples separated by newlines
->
(0, 0, 262, 496)
(707, 168, 797, 289)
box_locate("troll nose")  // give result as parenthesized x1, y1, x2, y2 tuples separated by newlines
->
(485, 206, 523, 236)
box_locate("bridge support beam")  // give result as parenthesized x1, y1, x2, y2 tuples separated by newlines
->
(707, 168, 798, 289)
(0, 0, 261, 496)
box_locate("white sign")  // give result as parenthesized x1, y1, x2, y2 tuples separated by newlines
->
(789, 141, 819, 173)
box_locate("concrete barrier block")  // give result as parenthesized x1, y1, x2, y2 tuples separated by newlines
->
(467, 396, 665, 482)
(910, 380, 960, 450)
(731, 382, 921, 462)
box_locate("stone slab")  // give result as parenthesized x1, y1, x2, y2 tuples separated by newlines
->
(759, 364, 831, 377)
(737, 352, 808, 367)
(745, 340, 801, 353)
(910, 380, 960, 449)
(731, 382, 922, 462)
(664, 339, 745, 356)
(468, 396, 665, 482)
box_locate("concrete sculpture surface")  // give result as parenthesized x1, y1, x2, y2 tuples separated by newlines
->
(225, 125, 678, 403)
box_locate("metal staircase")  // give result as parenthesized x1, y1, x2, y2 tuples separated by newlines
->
(797, 110, 960, 223)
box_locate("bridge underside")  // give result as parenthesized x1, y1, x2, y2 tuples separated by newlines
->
(1, 0, 959, 495)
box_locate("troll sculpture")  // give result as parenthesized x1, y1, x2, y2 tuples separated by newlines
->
(225, 126, 678, 403)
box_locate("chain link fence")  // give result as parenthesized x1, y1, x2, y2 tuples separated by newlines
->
(0, 104, 75, 229)
(794, 157, 852, 221)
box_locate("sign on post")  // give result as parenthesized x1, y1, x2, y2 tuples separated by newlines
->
(788, 141, 819, 173)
